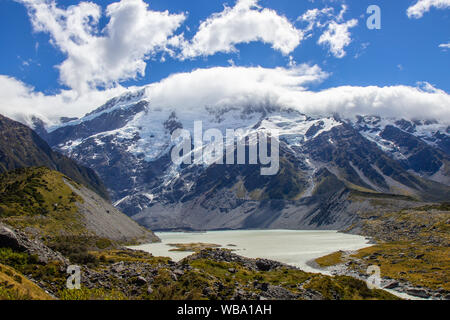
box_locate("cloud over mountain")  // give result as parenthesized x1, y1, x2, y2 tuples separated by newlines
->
(143, 67, 450, 123)
(2, 66, 449, 126)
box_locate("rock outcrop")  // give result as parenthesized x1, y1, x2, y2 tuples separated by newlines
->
(0, 222, 68, 264)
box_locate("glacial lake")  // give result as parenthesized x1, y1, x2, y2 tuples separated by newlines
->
(129, 229, 371, 274)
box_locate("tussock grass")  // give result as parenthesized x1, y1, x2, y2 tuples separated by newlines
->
(0, 263, 52, 300)
(315, 251, 344, 268)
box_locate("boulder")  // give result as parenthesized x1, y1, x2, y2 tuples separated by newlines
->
(0, 224, 23, 251)
(384, 281, 399, 289)
(134, 276, 148, 286)
(0, 223, 67, 264)
(406, 288, 431, 299)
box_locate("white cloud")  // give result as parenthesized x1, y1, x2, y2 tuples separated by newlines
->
(2, 66, 450, 127)
(407, 0, 450, 19)
(142, 67, 450, 123)
(146, 64, 329, 109)
(297, 5, 358, 58)
(0, 75, 129, 126)
(416, 81, 443, 93)
(179, 0, 303, 59)
(292, 85, 450, 123)
(18, 0, 186, 93)
(297, 7, 335, 36)
(318, 19, 358, 58)
(439, 42, 450, 49)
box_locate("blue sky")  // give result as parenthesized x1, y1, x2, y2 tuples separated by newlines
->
(0, 0, 449, 123)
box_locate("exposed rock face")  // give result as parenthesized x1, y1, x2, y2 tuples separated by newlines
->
(64, 178, 159, 243)
(28, 90, 449, 231)
(380, 125, 444, 175)
(0, 222, 68, 264)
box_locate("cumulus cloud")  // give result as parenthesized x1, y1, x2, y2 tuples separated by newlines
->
(2, 66, 450, 126)
(317, 19, 358, 58)
(407, 0, 450, 19)
(179, 0, 303, 59)
(18, 0, 186, 92)
(297, 5, 357, 58)
(297, 7, 335, 36)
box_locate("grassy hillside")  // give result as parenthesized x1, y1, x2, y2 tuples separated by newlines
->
(0, 167, 88, 238)
(0, 114, 109, 199)
(0, 167, 157, 256)
(0, 262, 53, 300)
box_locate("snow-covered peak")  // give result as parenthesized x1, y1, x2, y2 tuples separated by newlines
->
(85, 88, 148, 117)
(47, 88, 148, 133)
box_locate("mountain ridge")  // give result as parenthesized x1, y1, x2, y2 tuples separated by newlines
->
(26, 90, 450, 230)
(0, 114, 110, 200)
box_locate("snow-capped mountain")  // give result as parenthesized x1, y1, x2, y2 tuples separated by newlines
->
(35, 89, 450, 230)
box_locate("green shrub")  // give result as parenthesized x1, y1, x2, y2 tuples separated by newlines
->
(13, 275, 22, 284)
(48, 236, 99, 267)
(95, 238, 112, 250)
(0, 248, 32, 271)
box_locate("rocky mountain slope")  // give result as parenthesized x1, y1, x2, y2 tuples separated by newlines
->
(33, 89, 450, 230)
(0, 114, 109, 200)
(0, 167, 158, 246)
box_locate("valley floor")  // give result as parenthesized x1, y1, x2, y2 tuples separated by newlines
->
(1, 190, 448, 301)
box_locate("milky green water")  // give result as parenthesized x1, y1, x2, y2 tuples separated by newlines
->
(129, 229, 371, 273)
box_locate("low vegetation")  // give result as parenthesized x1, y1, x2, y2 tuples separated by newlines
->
(0, 248, 65, 298)
(0, 167, 417, 300)
(315, 251, 344, 268)
(185, 257, 397, 300)
(59, 287, 126, 300)
(89, 249, 171, 266)
(315, 203, 450, 293)
(0, 167, 86, 239)
(351, 242, 449, 291)
(0, 245, 399, 300)
(0, 263, 52, 300)
(167, 243, 222, 252)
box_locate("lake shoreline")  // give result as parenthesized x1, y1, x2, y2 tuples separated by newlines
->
(129, 229, 373, 274)
(129, 229, 431, 300)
